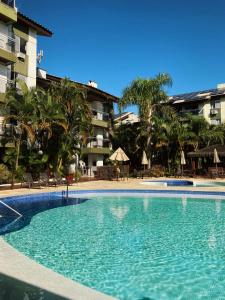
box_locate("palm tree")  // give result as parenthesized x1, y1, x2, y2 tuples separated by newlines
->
(49, 78, 92, 170)
(3, 81, 36, 187)
(120, 74, 173, 167)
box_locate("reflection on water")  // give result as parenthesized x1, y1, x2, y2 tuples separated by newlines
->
(208, 227, 217, 250)
(143, 197, 150, 212)
(215, 199, 221, 217)
(110, 206, 129, 221)
(182, 197, 187, 212)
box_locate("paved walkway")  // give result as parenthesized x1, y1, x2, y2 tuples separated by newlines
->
(0, 177, 225, 198)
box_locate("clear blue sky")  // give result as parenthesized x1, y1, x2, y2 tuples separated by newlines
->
(18, 0, 225, 113)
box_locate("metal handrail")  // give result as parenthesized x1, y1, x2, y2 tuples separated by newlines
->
(0, 32, 15, 52)
(0, 200, 22, 217)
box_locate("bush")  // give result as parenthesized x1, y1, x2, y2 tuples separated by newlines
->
(74, 170, 82, 183)
(0, 164, 10, 184)
(15, 166, 26, 182)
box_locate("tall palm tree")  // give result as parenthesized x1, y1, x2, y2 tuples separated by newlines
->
(120, 73, 173, 167)
(3, 81, 36, 187)
(49, 78, 92, 169)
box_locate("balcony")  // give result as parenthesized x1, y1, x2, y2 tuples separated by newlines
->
(0, 33, 16, 64)
(92, 108, 109, 121)
(210, 108, 220, 116)
(0, 0, 17, 22)
(82, 137, 111, 155)
(178, 109, 203, 117)
(0, 76, 14, 93)
(91, 109, 109, 128)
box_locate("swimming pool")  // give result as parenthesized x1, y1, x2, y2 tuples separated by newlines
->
(2, 190, 225, 299)
(141, 179, 225, 187)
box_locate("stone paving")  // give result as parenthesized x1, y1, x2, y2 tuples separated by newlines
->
(0, 177, 225, 198)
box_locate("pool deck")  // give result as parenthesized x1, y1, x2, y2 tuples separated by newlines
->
(1, 177, 225, 197)
(1, 177, 225, 300)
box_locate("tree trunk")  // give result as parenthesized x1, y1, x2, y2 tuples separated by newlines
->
(11, 140, 20, 189)
(146, 107, 153, 169)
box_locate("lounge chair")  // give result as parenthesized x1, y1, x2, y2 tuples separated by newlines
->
(51, 172, 65, 186)
(39, 172, 49, 187)
(22, 173, 38, 188)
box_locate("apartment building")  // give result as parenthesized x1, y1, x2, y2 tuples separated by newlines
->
(0, 1, 118, 175)
(114, 112, 139, 127)
(170, 83, 225, 125)
(0, 0, 52, 135)
(37, 73, 118, 176)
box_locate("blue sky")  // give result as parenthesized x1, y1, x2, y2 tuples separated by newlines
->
(18, 0, 225, 113)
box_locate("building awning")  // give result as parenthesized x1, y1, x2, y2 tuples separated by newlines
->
(18, 12, 53, 37)
(187, 145, 225, 158)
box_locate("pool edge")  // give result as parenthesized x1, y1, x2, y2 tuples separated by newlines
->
(0, 238, 116, 300)
(2, 188, 225, 300)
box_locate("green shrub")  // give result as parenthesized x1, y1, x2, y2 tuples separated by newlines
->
(0, 164, 10, 183)
(74, 170, 82, 183)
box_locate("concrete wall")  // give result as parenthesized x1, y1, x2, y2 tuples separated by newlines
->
(88, 154, 104, 176)
(220, 97, 225, 124)
(25, 27, 37, 88)
(0, 63, 9, 93)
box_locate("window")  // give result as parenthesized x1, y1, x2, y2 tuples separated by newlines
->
(15, 36, 27, 54)
(211, 100, 221, 109)
(20, 38, 27, 54)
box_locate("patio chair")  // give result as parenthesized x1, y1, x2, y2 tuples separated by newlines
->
(22, 173, 37, 189)
(120, 165, 129, 180)
(208, 167, 218, 179)
(51, 172, 65, 186)
(39, 172, 49, 187)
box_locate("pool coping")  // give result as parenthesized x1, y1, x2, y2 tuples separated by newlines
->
(2, 187, 225, 300)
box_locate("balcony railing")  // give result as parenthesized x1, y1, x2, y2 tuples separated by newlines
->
(92, 109, 109, 121)
(178, 109, 203, 117)
(86, 137, 110, 148)
(0, 32, 15, 53)
(0, 123, 14, 138)
(0, 76, 14, 93)
(1, 0, 15, 8)
(210, 108, 221, 116)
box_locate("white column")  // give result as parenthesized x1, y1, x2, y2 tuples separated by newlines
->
(25, 28, 37, 88)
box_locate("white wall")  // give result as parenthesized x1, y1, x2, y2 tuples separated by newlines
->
(0, 21, 9, 51)
(0, 63, 9, 93)
(88, 154, 104, 176)
(202, 102, 211, 123)
(25, 28, 37, 88)
(220, 97, 225, 124)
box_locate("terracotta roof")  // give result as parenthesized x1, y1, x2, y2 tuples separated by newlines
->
(37, 73, 118, 102)
(18, 12, 53, 37)
(47, 74, 119, 102)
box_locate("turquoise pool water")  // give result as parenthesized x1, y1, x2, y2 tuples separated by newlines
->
(3, 194, 225, 300)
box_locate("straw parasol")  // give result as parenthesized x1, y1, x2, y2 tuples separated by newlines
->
(109, 147, 130, 162)
(142, 151, 148, 170)
(181, 150, 186, 176)
(214, 148, 220, 170)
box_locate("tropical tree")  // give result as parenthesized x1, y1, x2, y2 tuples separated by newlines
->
(3, 81, 37, 187)
(49, 78, 92, 170)
(120, 74, 173, 167)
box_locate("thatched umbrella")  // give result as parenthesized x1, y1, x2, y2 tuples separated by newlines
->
(109, 147, 130, 162)
(181, 150, 186, 176)
(142, 151, 148, 170)
(214, 148, 220, 171)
